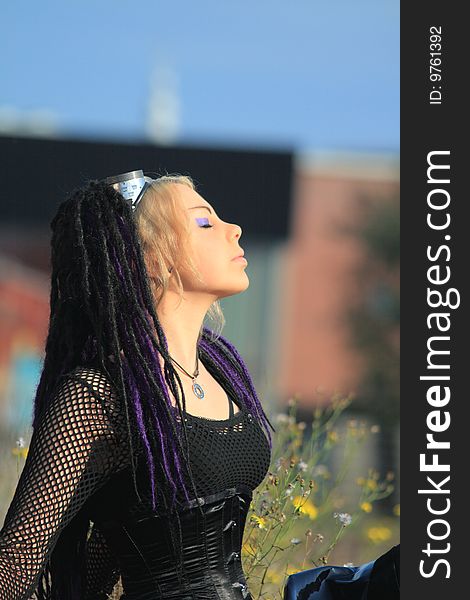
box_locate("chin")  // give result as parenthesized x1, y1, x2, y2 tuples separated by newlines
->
(236, 271, 250, 292)
(218, 277, 250, 299)
(237, 278, 250, 293)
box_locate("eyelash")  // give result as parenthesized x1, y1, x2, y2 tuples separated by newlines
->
(196, 217, 214, 228)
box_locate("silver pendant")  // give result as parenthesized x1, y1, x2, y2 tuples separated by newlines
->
(192, 381, 205, 399)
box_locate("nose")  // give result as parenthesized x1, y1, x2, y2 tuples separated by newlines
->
(232, 223, 242, 239)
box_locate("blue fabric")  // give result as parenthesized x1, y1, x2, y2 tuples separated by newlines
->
(283, 544, 400, 600)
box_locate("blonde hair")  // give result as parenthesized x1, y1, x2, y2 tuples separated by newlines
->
(134, 173, 225, 342)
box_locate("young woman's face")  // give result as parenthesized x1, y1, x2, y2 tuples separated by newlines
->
(175, 184, 249, 299)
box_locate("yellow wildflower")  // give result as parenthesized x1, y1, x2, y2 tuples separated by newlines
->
(292, 496, 318, 520)
(360, 502, 373, 513)
(11, 447, 29, 459)
(366, 479, 377, 491)
(250, 515, 267, 529)
(367, 526, 392, 543)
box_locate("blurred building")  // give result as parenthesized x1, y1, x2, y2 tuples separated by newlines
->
(278, 151, 399, 409)
(0, 144, 399, 434)
(0, 254, 49, 432)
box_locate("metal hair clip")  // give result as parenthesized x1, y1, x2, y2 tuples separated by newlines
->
(103, 169, 153, 211)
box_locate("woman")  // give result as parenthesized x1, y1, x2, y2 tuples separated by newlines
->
(0, 170, 275, 599)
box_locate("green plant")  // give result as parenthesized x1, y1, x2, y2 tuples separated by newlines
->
(241, 394, 395, 599)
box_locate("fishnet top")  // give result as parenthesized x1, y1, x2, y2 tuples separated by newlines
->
(0, 365, 271, 600)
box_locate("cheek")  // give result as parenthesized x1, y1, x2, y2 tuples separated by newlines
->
(196, 250, 227, 281)
(193, 245, 235, 287)
(190, 234, 222, 271)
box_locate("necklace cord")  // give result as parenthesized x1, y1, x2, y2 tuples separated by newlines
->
(169, 351, 205, 399)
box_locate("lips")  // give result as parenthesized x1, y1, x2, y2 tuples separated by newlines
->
(232, 250, 245, 260)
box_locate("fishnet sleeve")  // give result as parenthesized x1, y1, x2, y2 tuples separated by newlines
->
(0, 367, 129, 600)
(84, 523, 121, 600)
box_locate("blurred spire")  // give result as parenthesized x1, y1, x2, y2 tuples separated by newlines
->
(145, 62, 181, 144)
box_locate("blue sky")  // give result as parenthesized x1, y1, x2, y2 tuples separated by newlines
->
(2, 0, 399, 153)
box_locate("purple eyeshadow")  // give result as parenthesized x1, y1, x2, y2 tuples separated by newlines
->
(196, 217, 210, 226)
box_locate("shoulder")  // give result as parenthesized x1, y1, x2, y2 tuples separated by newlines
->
(66, 365, 117, 399)
(53, 365, 126, 437)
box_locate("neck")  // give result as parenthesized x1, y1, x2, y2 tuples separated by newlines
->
(155, 288, 215, 371)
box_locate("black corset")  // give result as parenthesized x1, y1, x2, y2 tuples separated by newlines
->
(98, 485, 254, 600)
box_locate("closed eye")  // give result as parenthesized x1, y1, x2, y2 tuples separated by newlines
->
(196, 217, 213, 228)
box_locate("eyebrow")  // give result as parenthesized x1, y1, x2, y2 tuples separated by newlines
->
(189, 205, 213, 215)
